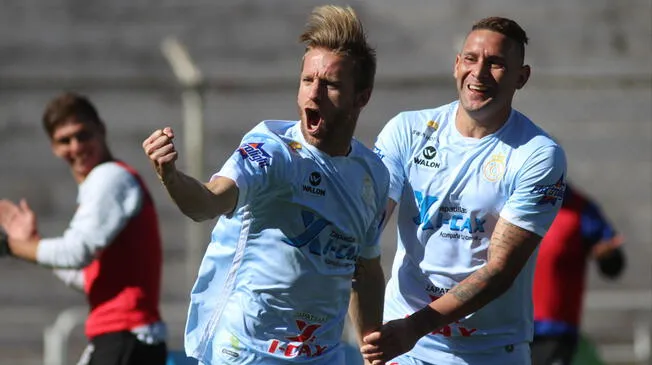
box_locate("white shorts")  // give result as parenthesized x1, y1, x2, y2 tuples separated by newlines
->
(388, 342, 531, 365)
(195, 343, 346, 365)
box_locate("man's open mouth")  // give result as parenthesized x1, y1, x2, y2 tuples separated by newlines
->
(305, 108, 323, 133)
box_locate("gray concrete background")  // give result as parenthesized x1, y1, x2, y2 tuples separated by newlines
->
(0, 1, 650, 364)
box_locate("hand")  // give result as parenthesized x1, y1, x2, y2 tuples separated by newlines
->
(361, 317, 423, 364)
(0, 199, 38, 241)
(591, 234, 625, 260)
(142, 127, 179, 183)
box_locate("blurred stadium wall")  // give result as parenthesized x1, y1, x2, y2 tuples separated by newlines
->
(0, 1, 650, 364)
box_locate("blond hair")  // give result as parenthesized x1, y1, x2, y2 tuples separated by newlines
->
(299, 5, 376, 92)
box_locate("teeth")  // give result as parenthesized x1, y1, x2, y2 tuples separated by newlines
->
(469, 85, 488, 91)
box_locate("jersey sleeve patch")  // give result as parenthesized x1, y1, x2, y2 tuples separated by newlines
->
(238, 142, 272, 168)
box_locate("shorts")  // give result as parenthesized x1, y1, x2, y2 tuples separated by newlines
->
(77, 330, 167, 365)
(195, 344, 346, 365)
(530, 334, 578, 365)
(388, 342, 531, 365)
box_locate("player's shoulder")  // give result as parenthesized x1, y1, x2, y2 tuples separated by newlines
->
(389, 101, 455, 129)
(352, 140, 389, 171)
(82, 161, 141, 196)
(239, 120, 298, 160)
(87, 161, 138, 184)
(350, 140, 390, 184)
(506, 110, 564, 153)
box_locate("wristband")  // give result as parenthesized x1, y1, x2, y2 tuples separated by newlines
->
(409, 305, 442, 336)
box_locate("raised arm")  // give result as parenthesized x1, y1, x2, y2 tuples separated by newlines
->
(142, 127, 238, 221)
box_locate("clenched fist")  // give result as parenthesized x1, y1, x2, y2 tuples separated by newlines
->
(142, 127, 178, 183)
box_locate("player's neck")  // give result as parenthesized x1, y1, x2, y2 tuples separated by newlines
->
(72, 153, 115, 184)
(455, 107, 511, 139)
(304, 134, 352, 157)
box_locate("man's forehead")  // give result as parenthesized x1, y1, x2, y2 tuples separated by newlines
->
(302, 49, 352, 75)
(52, 120, 95, 137)
(461, 30, 518, 56)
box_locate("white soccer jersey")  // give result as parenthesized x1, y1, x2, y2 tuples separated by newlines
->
(373, 101, 566, 359)
(185, 121, 389, 364)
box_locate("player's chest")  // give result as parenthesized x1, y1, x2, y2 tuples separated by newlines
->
(406, 141, 514, 209)
(286, 158, 378, 230)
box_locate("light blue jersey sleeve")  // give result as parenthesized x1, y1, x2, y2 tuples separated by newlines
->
(501, 145, 567, 237)
(373, 113, 411, 203)
(214, 131, 291, 208)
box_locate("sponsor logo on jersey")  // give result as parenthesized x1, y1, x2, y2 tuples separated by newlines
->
(426, 284, 450, 300)
(303, 171, 326, 196)
(413, 192, 485, 240)
(296, 311, 327, 323)
(427, 120, 440, 130)
(267, 320, 328, 359)
(238, 142, 271, 167)
(437, 214, 486, 233)
(411, 129, 436, 141)
(218, 333, 243, 359)
(532, 175, 566, 205)
(483, 153, 506, 182)
(283, 211, 359, 267)
(413, 146, 440, 168)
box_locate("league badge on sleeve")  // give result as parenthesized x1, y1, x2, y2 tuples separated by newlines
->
(238, 143, 271, 168)
(531, 175, 566, 205)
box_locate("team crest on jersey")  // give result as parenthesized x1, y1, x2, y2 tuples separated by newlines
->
(532, 175, 566, 205)
(482, 153, 506, 182)
(238, 142, 271, 167)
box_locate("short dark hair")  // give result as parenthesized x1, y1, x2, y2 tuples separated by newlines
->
(42, 92, 103, 138)
(471, 17, 528, 63)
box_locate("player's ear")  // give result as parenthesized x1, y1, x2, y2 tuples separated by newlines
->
(355, 88, 372, 108)
(516, 65, 530, 90)
(453, 53, 462, 79)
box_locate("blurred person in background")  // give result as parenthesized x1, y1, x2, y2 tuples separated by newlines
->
(531, 182, 625, 365)
(142, 5, 388, 365)
(0, 92, 167, 365)
(363, 16, 566, 365)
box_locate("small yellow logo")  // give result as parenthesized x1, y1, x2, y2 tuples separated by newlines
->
(288, 141, 302, 151)
(230, 333, 242, 350)
(483, 153, 506, 182)
(427, 120, 439, 131)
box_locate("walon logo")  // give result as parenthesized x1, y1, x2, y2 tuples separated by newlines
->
(304, 172, 326, 196)
(422, 146, 437, 159)
(414, 146, 440, 168)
